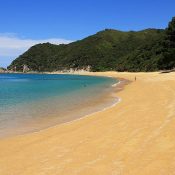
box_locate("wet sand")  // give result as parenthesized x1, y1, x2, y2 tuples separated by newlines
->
(0, 71, 175, 175)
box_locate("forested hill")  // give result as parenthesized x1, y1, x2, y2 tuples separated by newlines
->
(8, 17, 175, 72)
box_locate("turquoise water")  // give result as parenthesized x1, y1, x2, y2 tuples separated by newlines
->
(0, 73, 117, 138)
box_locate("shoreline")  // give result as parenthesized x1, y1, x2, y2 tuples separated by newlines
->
(1, 71, 175, 175)
(19, 78, 128, 138)
(0, 76, 129, 140)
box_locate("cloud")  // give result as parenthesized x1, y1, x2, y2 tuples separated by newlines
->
(0, 33, 73, 67)
(0, 34, 72, 56)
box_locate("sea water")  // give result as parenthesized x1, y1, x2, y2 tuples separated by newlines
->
(0, 73, 117, 138)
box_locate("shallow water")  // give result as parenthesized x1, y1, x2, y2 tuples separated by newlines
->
(0, 73, 117, 138)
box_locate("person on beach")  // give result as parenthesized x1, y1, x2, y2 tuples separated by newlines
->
(135, 76, 136, 81)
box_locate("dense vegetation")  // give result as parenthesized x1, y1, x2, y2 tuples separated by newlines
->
(8, 17, 175, 72)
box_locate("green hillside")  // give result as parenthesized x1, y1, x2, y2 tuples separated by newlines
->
(8, 17, 175, 72)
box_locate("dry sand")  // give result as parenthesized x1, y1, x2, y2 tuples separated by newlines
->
(0, 71, 175, 175)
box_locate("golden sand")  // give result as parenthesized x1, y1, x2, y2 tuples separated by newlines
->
(0, 72, 175, 175)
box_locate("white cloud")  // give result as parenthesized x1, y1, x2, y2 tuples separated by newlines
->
(0, 34, 72, 56)
(0, 34, 73, 67)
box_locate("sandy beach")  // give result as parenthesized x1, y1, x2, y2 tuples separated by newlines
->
(0, 71, 175, 175)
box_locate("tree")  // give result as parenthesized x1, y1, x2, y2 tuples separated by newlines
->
(158, 17, 175, 70)
(167, 17, 175, 46)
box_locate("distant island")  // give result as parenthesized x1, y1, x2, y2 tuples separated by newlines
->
(8, 17, 175, 72)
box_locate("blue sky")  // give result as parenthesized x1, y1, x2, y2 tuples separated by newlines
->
(0, 0, 175, 67)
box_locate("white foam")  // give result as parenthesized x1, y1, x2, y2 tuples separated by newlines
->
(112, 80, 121, 87)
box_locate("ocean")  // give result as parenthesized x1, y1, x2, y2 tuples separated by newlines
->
(0, 73, 117, 138)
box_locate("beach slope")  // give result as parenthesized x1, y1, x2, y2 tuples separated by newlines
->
(0, 72, 175, 175)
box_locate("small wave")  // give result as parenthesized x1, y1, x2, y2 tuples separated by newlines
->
(112, 81, 121, 87)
